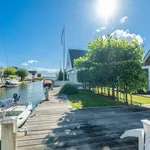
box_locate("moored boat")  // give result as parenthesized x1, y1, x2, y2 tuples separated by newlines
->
(5, 79, 19, 88)
(2, 102, 33, 127)
(0, 93, 33, 128)
(43, 79, 52, 87)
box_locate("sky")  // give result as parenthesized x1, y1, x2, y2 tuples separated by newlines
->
(0, 0, 150, 76)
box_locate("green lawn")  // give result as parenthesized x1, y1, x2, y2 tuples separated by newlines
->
(68, 90, 150, 108)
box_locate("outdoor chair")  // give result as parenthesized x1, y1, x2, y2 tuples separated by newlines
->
(120, 119, 150, 150)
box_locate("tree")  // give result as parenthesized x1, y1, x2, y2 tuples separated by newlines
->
(75, 35, 146, 104)
(37, 73, 42, 78)
(57, 69, 67, 81)
(16, 69, 28, 81)
(57, 69, 63, 81)
(4, 67, 17, 78)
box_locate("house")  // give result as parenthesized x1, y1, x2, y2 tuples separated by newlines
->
(66, 49, 86, 84)
(142, 50, 150, 91)
(28, 71, 37, 79)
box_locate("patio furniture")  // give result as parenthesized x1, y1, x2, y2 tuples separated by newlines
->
(120, 119, 150, 150)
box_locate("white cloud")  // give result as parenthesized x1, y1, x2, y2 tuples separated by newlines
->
(111, 30, 143, 45)
(27, 60, 38, 64)
(96, 29, 101, 32)
(22, 63, 28, 66)
(120, 16, 128, 24)
(100, 26, 106, 30)
(96, 26, 106, 32)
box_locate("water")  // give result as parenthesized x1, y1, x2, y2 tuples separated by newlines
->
(0, 81, 45, 109)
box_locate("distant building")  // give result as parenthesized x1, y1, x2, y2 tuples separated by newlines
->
(28, 71, 37, 78)
(66, 49, 86, 84)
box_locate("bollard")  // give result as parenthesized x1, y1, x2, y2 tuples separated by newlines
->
(1, 117, 17, 150)
(46, 87, 49, 100)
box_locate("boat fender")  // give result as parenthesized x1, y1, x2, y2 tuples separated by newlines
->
(13, 93, 20, 102)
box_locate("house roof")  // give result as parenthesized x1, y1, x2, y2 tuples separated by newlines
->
(143, 50, 150, 65)
(28, 71, 37, 75)
(68, 49, 86, 68)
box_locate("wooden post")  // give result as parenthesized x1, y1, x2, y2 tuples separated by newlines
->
(46, 87, 49, 100)
(1, 117, 17, 150)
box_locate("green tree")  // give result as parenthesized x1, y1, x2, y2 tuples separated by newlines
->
(4, 67, 17, 78)
(16, 69, 28, 81)
(75, 35, 146, 104)
(37, 73, 42, 78)
(57, 69, 63, 81)
(57, 69, 67, 81)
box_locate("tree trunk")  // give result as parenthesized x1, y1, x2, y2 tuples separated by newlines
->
(120, 91, 122, 101)
(112, 84, 115, 99)
(108, 87, 110, 97)
(130, 93, 133, 105)
(104, 87, 106, 96)
(116, 84, 119, 100)
(97, 87, 100, 94)
(125, 91, 128, 104)
(101, 86, 103, 95)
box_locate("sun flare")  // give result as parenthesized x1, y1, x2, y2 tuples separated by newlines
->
(96, 0, 117, 19)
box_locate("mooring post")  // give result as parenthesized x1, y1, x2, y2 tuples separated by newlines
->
(46, 87, 49, 100)
(1, 117, 17, 150)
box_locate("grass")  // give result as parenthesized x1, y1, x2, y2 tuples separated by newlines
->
(68, 90, 126, 108)
(68, 89, 150, 109)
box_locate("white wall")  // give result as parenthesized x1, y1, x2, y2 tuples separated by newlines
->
(67, 69, 80, 84)
(142, 66, 150, 91)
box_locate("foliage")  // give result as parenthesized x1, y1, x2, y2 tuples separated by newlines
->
(9, 75, 16, 79)
(57, 69, 67, 81)
(37, 73, 42, 78)
(59, 84, 79, 95)
(0, 70, 3, 75)
(16, 68, 28, 81)
(4, 67, 17, 77)
(74, 35, 147, 104)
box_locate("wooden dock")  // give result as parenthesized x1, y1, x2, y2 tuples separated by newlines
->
(18, 87, 150, 150)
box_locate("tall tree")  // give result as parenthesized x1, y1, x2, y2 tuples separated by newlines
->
(75, 35, 146, 104)
(16, 69, 28, 81)
(4, 67, 17, 78)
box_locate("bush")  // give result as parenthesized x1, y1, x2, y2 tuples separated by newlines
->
(59, 84, 79, 95)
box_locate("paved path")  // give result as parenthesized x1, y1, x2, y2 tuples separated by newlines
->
(18, 88, 150, 150)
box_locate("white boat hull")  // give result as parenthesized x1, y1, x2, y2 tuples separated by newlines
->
(17, 103, 32, 127)
(5, 84, 19, 88)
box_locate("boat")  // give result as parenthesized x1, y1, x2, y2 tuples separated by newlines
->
(43, 79, 53, 87)
(5, 79, 19, 88)
(2, 102, 32, 127)
(0, 93, 33, 128)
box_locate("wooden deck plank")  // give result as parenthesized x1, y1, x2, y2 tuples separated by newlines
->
(18, 87, 150, 150)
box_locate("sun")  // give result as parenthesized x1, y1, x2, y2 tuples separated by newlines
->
(96, 0, 117, 19)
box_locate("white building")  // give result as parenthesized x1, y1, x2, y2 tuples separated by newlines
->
(142, 50, 150, 91)
(66, 49, 86, 84)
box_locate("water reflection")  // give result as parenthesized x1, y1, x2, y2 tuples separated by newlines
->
(0, 81, 45, 108)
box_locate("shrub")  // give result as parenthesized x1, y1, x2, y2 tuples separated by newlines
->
(59, 84, 79, 95)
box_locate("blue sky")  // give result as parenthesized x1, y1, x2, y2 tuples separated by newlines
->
(0, 0, 149, 75)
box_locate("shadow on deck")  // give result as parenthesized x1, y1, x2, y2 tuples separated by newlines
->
(17, 89, 150, 150)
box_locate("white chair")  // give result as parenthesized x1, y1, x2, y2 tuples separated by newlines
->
(141, 120, 150, 150)
(120, 119, 150, 150)
(120, 128, 144, 150)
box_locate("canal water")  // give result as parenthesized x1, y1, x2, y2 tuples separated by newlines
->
(0, 81, 45, 109)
